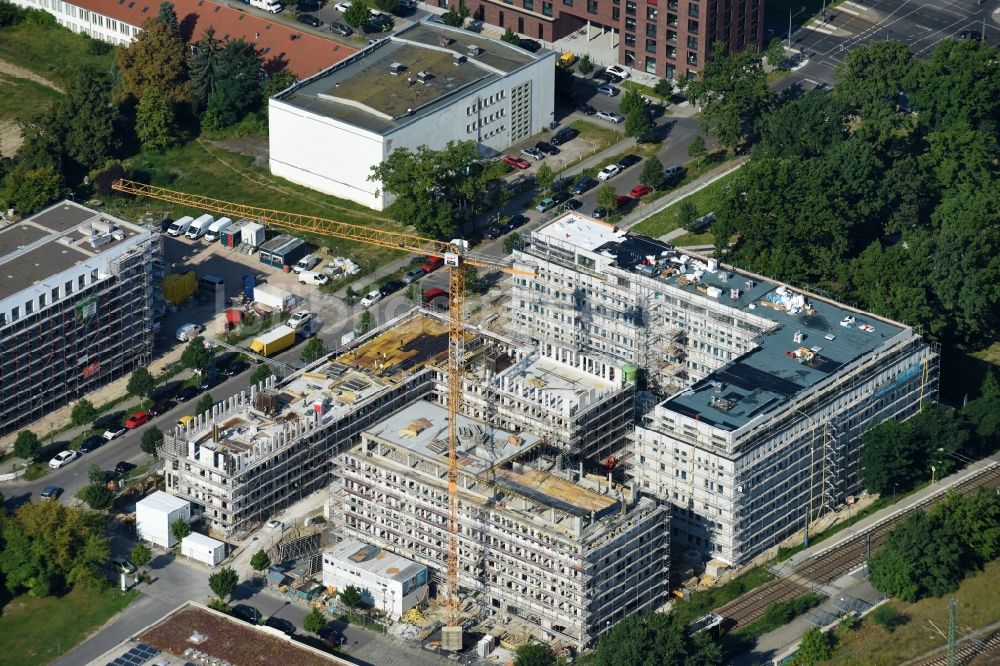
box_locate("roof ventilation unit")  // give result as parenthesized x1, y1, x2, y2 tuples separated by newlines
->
(438, 36, 454, 47)
(453, 54, 467, 65)
(389, 62, 406, 74)
(417, 70, 433, 83)
(467, 44, 482, 56)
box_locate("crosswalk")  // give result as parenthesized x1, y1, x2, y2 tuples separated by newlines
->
(801, 1, 869, 36)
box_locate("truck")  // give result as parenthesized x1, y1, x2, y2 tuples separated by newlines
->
(249, 325, 296, 358)
(250, 0, 283, 12)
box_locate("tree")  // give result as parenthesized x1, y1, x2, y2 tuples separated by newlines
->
(303, 607, 327, 634)
(765, 38, 785, 70)
(71, 399, 99, 426)
(200, 39, 264, 129)
(500, 27, 519, 45)
(340, 584, 364, 608)
(356, 310, 374, 336)
(250, 549, 271, 573)
(127, 367, 156, 400)
(78, 483, 114, 510)
(373, 0, 398, 13)
(189, 26, 223, 113)
(301, 337, 327, 364)
(88, 464, 107, 485)
(343, 0, 371, 28)
(196, 393, 214, 418)
(796, 627, 832, 665)
(13, 431, 40, 461)
(535, 163, 555, 191)
(135, 93, 181, 152)
(61, 67, 119, 171)
(620, 88, 644, 116)
(869, 510, 965, 602)
(503, 232, 521, 255)
(441, 4, 470, 27)
(589, 611, 722, 666)
(597, 185, 618, 212)
(1, 164, 64, 215)
(653, 78, 673, 98)
(871, 604, 902, 633)
(678, 200, 700, 231)
(140, 428, 163, 458)
(131, 543, 152, 571)
(687, 135, 707, 159)
(158, 1, 181, 39)
(624, 107, 652, 141)
(641, 155, 666, 189)
(578, 54, 595, 76)
(685, 42, 771, 149)
(208, 566, 239, 601)
(262, 69, 298, 107)
(250, 364, 272, 386)
(170, 517, 191, 544)
(514, 642, 557, 666)
(181, 337, 213, 373)
(115, 15, 191, 105)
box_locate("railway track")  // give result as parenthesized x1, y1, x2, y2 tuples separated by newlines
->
(908, 626, 1000, 666)
(717, 463, 1000, 629)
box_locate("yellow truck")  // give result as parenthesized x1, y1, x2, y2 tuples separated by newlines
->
(249, 324, 296, 358)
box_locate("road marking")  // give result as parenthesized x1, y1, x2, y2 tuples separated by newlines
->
(806, 20, 839, 34)
(837, 4, 862, 16)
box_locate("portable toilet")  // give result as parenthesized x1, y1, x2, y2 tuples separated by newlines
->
(241, 221, 266, 249)
(242, 274, 256, 301)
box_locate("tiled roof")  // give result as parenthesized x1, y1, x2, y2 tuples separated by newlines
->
(72, 0, 355, 78)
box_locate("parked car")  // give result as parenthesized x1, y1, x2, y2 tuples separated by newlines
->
(576, 101, 597, 115)
(379, 280, 405, 296)
(536, 141, 559, 155)
(79, 435, 104, 453)
(482, 223, 506, 240)
(551, 191, 570, 205)
(558, 52, 578, 67)
(232, 605, 262, 625)
(617, 154, 642, 169)
(518, 38, 541, 52)
(536, 197, 558, 213)
(125, 411, 150, 430)
(664, 165, 687, 182)
(297, 13, 323, 27)
(421, 256, 444, 273)
(177, 415, 195, 429)
(334, 1, 351, 11)
(605, 64, 631, 79)
(297, 0, 321, 10)
(630, 184, 654, 198)
(594, 70, 623, 84)
(175, 386, 200, 403)
(103, 426, 126, 441)
(223, 361, 250, 377)
(615, 194, 635, 210)
(596, 110, 624, 123)
(423, 288, 447, 304)
(591, 208, 612, 219)
(570, 176, 597, 195)
(114, 461, 136, 477)
(521, 146, 544, 160)
(298, 270, 330, 286)
(266, 519, 284, 530)
(562, 198, 583, 212)
(507, 214, 528, 229)
(550, 127, 579, 145)
(596, 84, 620, 97)
(360, 290, 383, 308)
(288, 310, 315, 330)
(330, 22, 353, 36)
(198, 372, 221, 391)
(149, 399, 175, 417)
(959, 29, 982, 41)
(48, 450, 80, 469)
(265, 617, 296, 635)
(402, 267, 425, 284)
(175, 323, 203, 342)
(502, 155, 531, 169)
(293, 254, 320, 274)
(110, 558, 137, 574)
(597, 164, 622, 181)
(40, 486, 63, 500)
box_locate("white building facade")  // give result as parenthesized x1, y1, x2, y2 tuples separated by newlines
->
(269, 22, 555, 210)
(322, 539, 428, 619)
(9, 0, 140, 44)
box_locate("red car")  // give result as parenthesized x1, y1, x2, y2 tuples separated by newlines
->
(629, 184, 654, 198)
(125, 411, 150, 430)
(421, 256, 444, 273)
(502, 155, 531, 170)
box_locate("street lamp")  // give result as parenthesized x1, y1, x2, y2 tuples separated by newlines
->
(931, 464, 937, 485)
(788, 6, 806, 49)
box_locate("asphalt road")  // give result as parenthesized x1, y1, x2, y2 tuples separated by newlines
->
(775, 0, 1000, 92)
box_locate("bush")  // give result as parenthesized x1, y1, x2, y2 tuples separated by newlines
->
(78, 482, 115, 510)
(85, 37, 113, 55)
(13, 431, 40, 460)
(71, 399, 99, 426)
(871, 604, 903, 633)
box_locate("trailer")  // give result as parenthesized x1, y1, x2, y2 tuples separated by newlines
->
(249, 325, 296, 357)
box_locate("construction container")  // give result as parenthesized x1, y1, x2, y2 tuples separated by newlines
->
(181, 532, 226, 566)
(241, 222, 266, 248)
(218, 219, 247, 248)
(259, 234, 307, 269)
(253, 284, 296, 311)
(136, 491, 191, 548)
(162, 271, 197, 306)
(249, 325, 296, 357)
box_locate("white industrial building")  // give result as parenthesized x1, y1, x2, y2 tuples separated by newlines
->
(321, 538, 428, 619)
(136, 491, 191, 548)
(181, 532, 227, 567)
(268, 22, 555, 210)
(508, 213, 939, 566)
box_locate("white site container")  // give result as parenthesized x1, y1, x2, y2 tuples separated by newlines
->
(181, 532, 227, 566)
(136, 491, 191, 548)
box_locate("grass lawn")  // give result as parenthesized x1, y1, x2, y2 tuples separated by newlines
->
(0, 21, 115, 86)
(0, 72, 62, 123)
(825, 558, 1000, 665)
(114, 140, 406, 271)
(631, 167, 735, 238)
(563, 119, 624, 168)
(0, 586, 138, 666)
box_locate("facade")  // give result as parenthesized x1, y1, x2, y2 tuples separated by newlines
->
(0, 201, 157, 437)
(321, 538, 428, 619)
(331, 399, 670, 650)
(452, 0, 763, 79)
(509, 213, 938, 566)
(269, 22, 555, 210)
(9, 0, 355, 78)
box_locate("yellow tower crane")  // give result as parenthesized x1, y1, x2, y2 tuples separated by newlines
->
(112, 179, 534, 647)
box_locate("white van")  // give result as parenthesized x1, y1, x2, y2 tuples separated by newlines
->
(203, 217, 231, 242)
(250, 0, 283, 12)
(166, 215, 194, 236)
(298, 270, 329, 286)
(293, 254, 320, 274)
(185, 214, 215, 240)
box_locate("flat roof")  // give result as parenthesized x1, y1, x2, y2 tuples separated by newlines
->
(324, 538, 425, 583)
(0, 201, 149, 301)
(365, 400, 541, 477)
(182, 531, 225, 549)
(530, 215, 909, 431)
(137, 491, 190, 514)
(491, 353, 617, 415)
(276, 21, 543, 134)
(493, 468, 616, 516)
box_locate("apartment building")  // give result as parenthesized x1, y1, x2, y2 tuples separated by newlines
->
(0, 201, 157, 436)
(509, 213, 938, 566)
(321, 539, 428, 619)
(331, 399, 669, 649)
(450, 0, 763, 79)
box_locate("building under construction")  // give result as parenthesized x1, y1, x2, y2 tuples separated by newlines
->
(0, 201, 157, 436)
(330, 399, 669, 650)
(509, 214, 939, 566)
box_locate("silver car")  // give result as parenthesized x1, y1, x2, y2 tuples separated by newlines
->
(596, 110, 624, 123)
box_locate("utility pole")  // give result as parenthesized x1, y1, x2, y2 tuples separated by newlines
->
(947, 598, 958, 666)
(788, 6, 806, 49)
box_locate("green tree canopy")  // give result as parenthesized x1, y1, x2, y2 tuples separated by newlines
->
(131, 543, 152, 569)
(441, 4, 469, 27)
(303, 607, 327, 634)
(765, 38, 785, 70)
(340, 584, 364, 607)
(596, 184, 618, 211)
(116, 15, 191, 105)
(501, 27, 519, 44)
(181, 338, 213, 373)
(71, 399, 99, 426)
(171, 517, 191, 543)
(343, 0, 371, 28)
(796, 627, 832, 665)
(13, 431, 40, 460)
(250, 364, 273, 385)
(640, 155, 666, 189)
(514, 642, 556, 666)
(208, 566, 239, 601)
(135, 93, 182, 152)
(687, 135, 707, 159)
(1, 164, 64, 215)
(356, 310, 374, 336)
(301, 337, 327, 364)
(624, 106, 652, 141)
(535, 163, 555, 191)
(589, 611, 722, 666)
(250, 549, 271, 573)
(201, 39, 264, 129)
(196, 393, 215, 418)
(141, 428, 163, 458)
(128, 367, 156, 400)
(78, 482, 115, 510)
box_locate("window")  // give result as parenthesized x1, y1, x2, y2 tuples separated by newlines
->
(51, 287, 59, 302)
(625, 0, 635, 14)
(647, 6, 657, 19)
(625, 17, 636, 30)
(687, 51, 698, 65)
(646, 23, 656, 37)
(39, 294, 45, 308)
(10, 306, 18, 322)
(646, 56, 657, 73)
(687, 35, 698, 48)
(666, 63, 676, 79)
(625, 50, 635, 65)
(65, 280, 73, 295)
(523, 0, 533, 10)
(543, 1, 552, 15)
(667, 12, 678, 26)
(688, 1, 699, 17)
(613, 7, 620, 19)
(688, 18, 699, 31)
(625, 33, 635, 46)
(25, 300, 33, 314)
(563, 0, 573, 5)
(667, 29, 677, 42)
(646, 38, 656, 52)
(587, 0, 598, 12)
(667, 46, 677, 58)
(78, 275, 86, 289)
